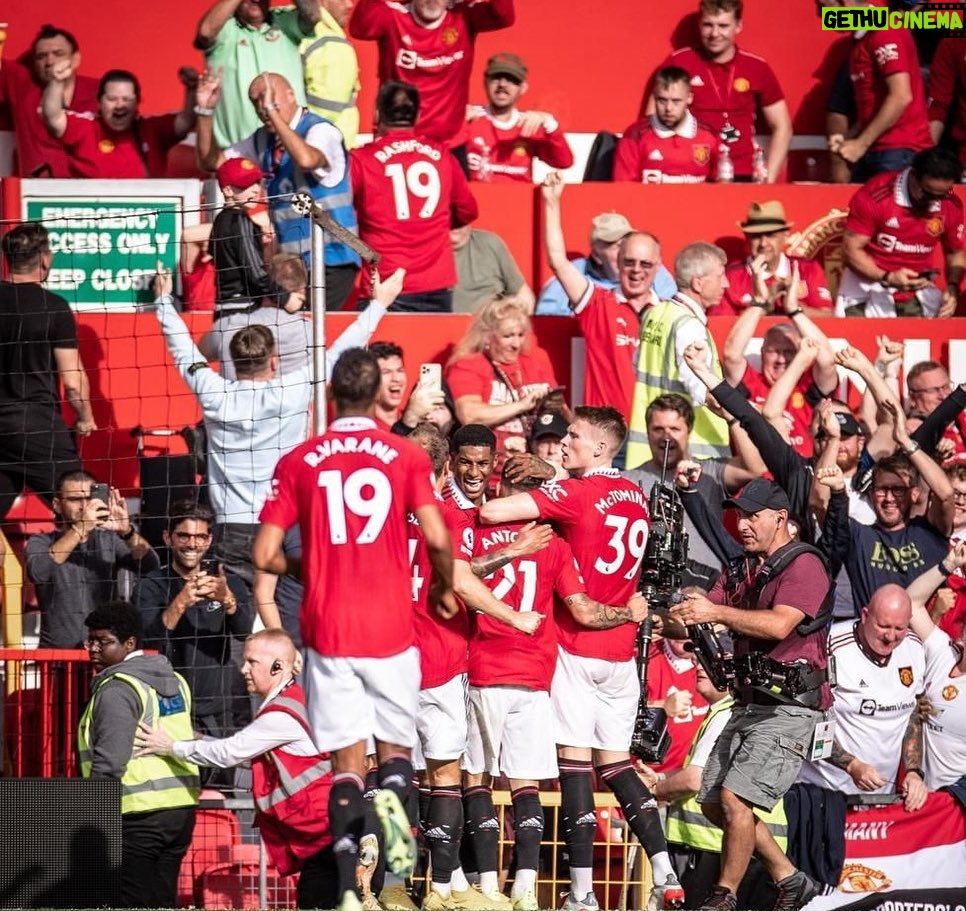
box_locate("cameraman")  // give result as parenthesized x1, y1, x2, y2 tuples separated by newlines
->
(669, 478, 831, 911)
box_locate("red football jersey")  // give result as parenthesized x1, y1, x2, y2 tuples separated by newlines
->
(409, 498, 471, 689)
(741, 362, 814, 458)
(851, 27, 932, 153)
(59, 112, 179, 178)
(259, 416, 439, 658)
(0, 62, 99, 177)
(845, 169, 965, 273)
(351, 128, 479, 297)
(349, 0, 514, 145)
(469, 523, 582, 691)
(465, 109, 574, 183)
(927, 37, 966, 163)
(572, 285, 648, 421)
(711, 256, 832, 316)
(657, 46, 784, 178)
(613, 114, 716, 184)
(644, 641, 709, 774)
(528, 470, 649, 662)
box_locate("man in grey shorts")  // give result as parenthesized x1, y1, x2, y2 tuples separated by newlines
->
(669, 479, 832, 911)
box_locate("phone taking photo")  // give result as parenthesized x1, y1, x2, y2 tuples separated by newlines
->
(200, 559, 220, 577)
(90, 483, 110, 505)
(419, 362, 443, 395)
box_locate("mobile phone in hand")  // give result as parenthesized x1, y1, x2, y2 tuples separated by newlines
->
(919, 269, 939, 281)
(419, 363, 443, 395)
(90, 483, 110, 504)
(200, 558, 220, 576)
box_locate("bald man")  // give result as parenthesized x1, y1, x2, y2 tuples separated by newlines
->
(195, 68, 361, 309)
(136, 629, 338, 908)
(797, 584, 929, 812)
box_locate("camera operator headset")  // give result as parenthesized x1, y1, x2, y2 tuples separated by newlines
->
(666, 478, 834, 906)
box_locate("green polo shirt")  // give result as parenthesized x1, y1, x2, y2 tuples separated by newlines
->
(206, 7, 309, 148)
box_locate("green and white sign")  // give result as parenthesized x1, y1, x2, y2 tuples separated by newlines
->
(21, 179, 202, 310)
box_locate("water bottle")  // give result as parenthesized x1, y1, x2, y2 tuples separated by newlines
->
(752, 144, 768, 184)
(717, 144, 734, 183)
(473, 137, 492, 183)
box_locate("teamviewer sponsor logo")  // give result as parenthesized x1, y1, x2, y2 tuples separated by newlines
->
(396, 48, 418, 69)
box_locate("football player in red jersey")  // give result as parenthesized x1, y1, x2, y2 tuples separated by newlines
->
(615, 67, 717, 184)
(254, 348, 457, 911)
(407, 422, 544, 911)
(466, 467, 651, 911)
(480, 406, 685, 911)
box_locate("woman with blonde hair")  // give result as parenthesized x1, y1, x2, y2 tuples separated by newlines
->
(446, 295, 562, 466)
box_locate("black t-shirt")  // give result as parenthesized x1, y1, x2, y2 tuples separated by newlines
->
(0, 281, 78, 411)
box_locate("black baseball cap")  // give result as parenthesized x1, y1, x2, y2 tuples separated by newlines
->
(723, 479, 791, 513)
(529, 411, 569, 444)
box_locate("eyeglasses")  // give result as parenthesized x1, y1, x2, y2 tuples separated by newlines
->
(908, 383, 950, 396)
(85, 636, 120, 651)
(873, 485, 911, 498)
(172, 532, 212, 543)
(621, 258, 657, 269)
(953, 491, 966, 502)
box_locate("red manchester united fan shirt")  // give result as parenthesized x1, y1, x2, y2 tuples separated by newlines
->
(409, 497, 471, 689)
(845, 169, 965, 273)
(712, 256, 832, 316)
(465, 109, 574, 182)
(658, 46, 784, 178)
(351, 128, 479, 297)
(851, 26, 931, 154)
(59, 111, 179, 178)
(349, 0, 515, 145)
(470, 525, 583, 691)
(613, 113, 717, 184)
(260, 416, 438, 658)
(528, 470, 649, 662)
(572, 285, 646, 422)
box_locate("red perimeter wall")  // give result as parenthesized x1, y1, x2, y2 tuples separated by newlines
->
(0, 0, 841, 138)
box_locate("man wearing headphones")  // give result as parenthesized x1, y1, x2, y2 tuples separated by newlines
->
(136, 628, 337, 910)
(669, 479, 832, 911)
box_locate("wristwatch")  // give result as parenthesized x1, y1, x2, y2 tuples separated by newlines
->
(120, 525, 138, 541)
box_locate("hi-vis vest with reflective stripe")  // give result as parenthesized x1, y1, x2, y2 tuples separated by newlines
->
(252, 682, 332, 875)
(625, 298, 730, 468)
(300, 10, 360, 149)
(78, 669, 200, 815)
(665, 696, 787, 853)
(253, 109, 360, 268)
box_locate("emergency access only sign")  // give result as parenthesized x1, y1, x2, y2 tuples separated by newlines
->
(20, 179, 202, 310)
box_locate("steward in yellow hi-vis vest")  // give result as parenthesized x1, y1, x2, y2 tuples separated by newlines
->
(626, 242, 732, 468)
(78, 601, 199, 909)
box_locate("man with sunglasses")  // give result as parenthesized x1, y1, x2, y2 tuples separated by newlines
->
(836, 145, 965, 318)
(541, 172, 669, 426)
(465, 52, 573, 183)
